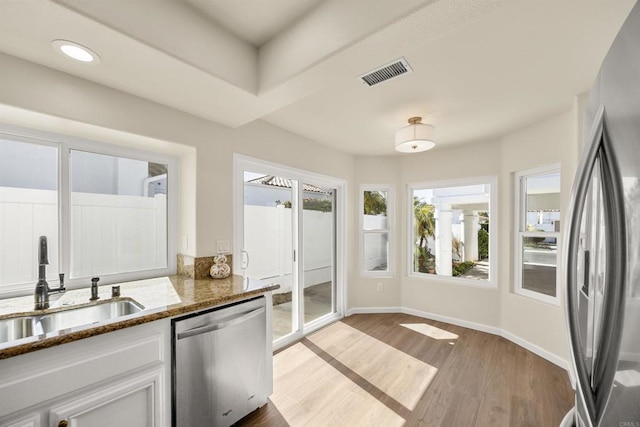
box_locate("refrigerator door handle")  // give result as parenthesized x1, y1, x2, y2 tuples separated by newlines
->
(564, 105, 605, 427)
(581, 250, 590, 296)
(591, 112, 627, 421)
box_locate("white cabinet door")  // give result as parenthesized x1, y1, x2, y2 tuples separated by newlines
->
(6, 415, 40, 427)
(49, 369, 164, 427)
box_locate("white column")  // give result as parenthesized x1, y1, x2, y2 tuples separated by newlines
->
(435, 204, 453, 276)
(463, 211, 479, 261)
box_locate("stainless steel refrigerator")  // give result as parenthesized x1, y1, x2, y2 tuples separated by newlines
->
(563, 1, 640, 426)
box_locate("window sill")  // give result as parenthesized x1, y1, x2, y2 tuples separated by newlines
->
(514, 288, 560, 306)
(408, 272, 497, 289)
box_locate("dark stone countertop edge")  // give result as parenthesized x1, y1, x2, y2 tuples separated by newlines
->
(0, 281, 279, 360)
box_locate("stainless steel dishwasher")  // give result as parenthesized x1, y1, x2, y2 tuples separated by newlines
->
(172, 296, 269, 427)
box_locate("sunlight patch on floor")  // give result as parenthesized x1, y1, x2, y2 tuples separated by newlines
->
(400, 323, 459, 340)
(270, 342, 406, 427)
(306, 322, 438, 411)
(615, 369, 640, 387)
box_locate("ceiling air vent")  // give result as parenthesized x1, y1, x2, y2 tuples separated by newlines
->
(359, 57, 413, 87)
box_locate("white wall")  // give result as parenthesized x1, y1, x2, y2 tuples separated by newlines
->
(352, 104, 582, 366)
(499, 106, 580, 363)
(0, 53, 355, 260)
(353, 156, 401, 308)
(399, 140, 503, 327)
(70, 152, 149, 196)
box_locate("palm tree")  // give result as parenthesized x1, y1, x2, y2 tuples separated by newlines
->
(414, 197, 435, 272)
(363, 191, 387, 215)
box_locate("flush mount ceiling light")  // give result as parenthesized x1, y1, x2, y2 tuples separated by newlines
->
(395, 116, 436, 153)
(52, 39, 101, 64)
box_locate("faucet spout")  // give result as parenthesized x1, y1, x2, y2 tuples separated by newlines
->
(34, 236, 65, 310)
(38, 235, 49, 266)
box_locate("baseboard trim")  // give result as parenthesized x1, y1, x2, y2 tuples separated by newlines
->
(347, 306, 570, 373)
(500, 329, 570, 371)
(400, 307, 502, 336)
(346, 307, 402, 316)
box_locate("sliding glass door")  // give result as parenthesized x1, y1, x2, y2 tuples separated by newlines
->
(301, 182, 336, 325)
(242, 171, 297, 341)
(235, 157, 343, 347)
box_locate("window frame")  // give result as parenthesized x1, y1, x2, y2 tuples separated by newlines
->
(360, 184, 394, 277)
(407, 176, 498, 288)
(232, 153, 348, 348)
(0, 132, 60, 295)
(513, 164, 561, 305)
(0, 125, 177, 297)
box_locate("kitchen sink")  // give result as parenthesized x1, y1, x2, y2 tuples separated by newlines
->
(0, 299, 145, 345)
(0, 316, 39, 344)
(38, 299, 144, 333)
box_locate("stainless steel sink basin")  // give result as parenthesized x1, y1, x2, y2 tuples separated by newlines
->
(38, 299, 144, 333)
(0, 299, 144, 345)
(0, 316, 39, 344)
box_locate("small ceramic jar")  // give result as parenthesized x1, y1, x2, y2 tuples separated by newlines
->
(210, 254, 231, 279)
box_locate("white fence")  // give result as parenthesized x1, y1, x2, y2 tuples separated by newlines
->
(244, 205, 333, 294)
(71, 192, 166, 278)
(363, 215, 388, 271)
(0, 187, 166, 287)
(0, 187, 59, 287)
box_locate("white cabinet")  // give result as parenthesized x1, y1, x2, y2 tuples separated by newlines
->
(5, 415, 40, 427)
(50, 369, 163, 427)
(0, 319, 170, 427)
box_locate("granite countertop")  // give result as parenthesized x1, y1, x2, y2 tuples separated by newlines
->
(0, 275, 279, 360)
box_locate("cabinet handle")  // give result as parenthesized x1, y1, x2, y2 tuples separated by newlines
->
(58, 421, 69, 427)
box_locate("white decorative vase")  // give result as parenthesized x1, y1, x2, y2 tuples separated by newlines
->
(210, 254, 231, 279)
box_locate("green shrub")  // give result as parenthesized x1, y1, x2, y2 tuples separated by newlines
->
(478, 228, 489, 259)
(453, 261, 473, 276)
(452, 261, 475, 276)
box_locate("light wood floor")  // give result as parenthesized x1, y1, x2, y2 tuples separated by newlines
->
(238, 313, 574, 427)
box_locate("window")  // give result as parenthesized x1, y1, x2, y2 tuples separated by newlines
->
(360, 186, 392, 275)
(0, 127, 175, 296)
(70, 150, 168, 278)
(409, 177, 496, 285)
(514, 165, 561, 303)
(0, 136, 59, 293)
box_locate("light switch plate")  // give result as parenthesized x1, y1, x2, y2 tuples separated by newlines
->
(216, 240, 230, 254)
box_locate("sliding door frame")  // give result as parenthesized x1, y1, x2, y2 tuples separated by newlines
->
(233, 154, 347, 349)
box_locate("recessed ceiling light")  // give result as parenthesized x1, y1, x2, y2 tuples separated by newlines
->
(51, 39, 101, 64)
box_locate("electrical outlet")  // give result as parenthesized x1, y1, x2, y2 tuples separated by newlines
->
(216, 240, 230, 254)
(377, 282, 383, 292)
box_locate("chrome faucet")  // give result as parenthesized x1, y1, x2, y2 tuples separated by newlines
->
(34, 236, 66, 310)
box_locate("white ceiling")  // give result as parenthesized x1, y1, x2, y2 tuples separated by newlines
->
(181, 0, 324, 47)
(0, 0, 635, 155)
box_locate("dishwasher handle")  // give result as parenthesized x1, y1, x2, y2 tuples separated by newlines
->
(176, 307, 265, 340)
